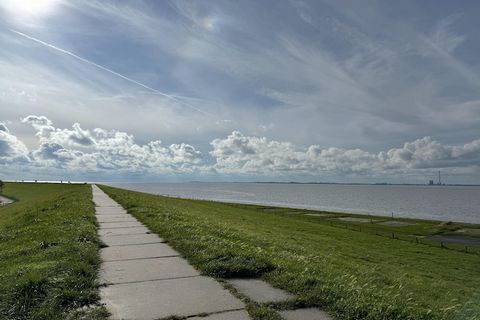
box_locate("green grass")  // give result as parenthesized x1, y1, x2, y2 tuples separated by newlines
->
(0, 183, 107, 320)
(100, 185, 480, 320)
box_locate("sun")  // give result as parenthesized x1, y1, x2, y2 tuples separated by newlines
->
(0, 0, 58, 20)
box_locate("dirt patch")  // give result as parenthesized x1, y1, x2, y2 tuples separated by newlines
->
(428, 235, 480, 245)
(304, 213, 334, 218)
(455, 228, 480, 236)
(336, 217, 377, 223)
(377, 221, 414, 227)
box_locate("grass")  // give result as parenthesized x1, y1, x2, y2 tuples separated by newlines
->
(0, 183, 107, 320)
(100, 185, 480, 320)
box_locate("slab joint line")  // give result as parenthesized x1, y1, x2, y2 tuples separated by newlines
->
(102, 254, 181, 262)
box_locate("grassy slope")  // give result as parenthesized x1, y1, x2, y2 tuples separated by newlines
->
(101, 185, 480, 320)
(0, 183, 107, 320)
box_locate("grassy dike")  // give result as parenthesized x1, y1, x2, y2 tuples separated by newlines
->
(0, 183, 107, 320)
(100, 185, 480, 320)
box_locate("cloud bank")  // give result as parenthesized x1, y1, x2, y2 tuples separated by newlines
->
(211, 131, 480, 176)
(1, 116, 479, 181)
(1, 116, 202, 175)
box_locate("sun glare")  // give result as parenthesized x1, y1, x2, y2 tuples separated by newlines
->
(1, 0, 58, 20)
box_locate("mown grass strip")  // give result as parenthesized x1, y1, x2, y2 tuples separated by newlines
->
(0, 183, 107, 320)
(100, 185, 480, 320)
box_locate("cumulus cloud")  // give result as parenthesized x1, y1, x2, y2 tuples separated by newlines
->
(0, 122, 29, 164)
(211, 131, 480, 176)
(1, 116, 480, 179)
(22, 115, 94, 147)
(383, 137, 480, 169)
(16, 115, 203, 174)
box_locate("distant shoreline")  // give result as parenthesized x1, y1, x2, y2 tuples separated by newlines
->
(189, 181, 480, 187)
(245, 181, 480, 187)
(4, 180, 480, 187)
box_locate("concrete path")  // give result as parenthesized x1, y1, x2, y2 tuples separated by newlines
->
(227, 279, 295, 303)
(92, 185, 248, 320)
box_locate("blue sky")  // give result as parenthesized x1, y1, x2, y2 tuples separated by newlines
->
(1, 0, 480, 183)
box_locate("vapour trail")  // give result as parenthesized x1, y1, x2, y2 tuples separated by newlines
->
(10, 29, 212, 117)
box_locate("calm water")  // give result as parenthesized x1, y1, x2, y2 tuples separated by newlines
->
(108, 182, 480, 224)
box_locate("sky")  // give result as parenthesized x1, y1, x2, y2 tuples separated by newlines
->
(1, 0, 480, 184)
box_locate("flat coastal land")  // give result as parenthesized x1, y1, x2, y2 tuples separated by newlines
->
(1, 182, 480, 319)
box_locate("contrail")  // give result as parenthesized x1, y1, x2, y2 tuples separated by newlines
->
(10, 29, 212, 117)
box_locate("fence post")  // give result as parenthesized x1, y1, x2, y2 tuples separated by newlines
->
(391, 233, 395, 239)
(440, 242, 444, 248)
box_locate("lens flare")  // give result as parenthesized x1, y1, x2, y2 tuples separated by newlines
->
(1, 0, 58, 20)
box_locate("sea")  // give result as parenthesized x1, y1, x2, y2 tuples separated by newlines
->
(107, 182, 480, 224)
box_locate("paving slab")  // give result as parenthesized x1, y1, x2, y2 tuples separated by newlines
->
(101, 242, 179, 261)
(99, 221, 145, 229)
(96, 203, 121, 207)
(95, 208, 128, 215)
(98, 226, 151, 237)
(96, 212, 130, 216)
(95, 203, 122, 208)
(96, 214, 130, 218)
(100, 233, 164, 246)
(227, 279, 295, 303)
(279, 308, 331, 320)
(96, 213, 132, 217)
(100, 256, 199, 284)
(96, 204, 121, 208)
(97, 216, 138, 223)
(95, 204, 125, 208)
(96, 212, 129, 216)
(100, 276, 245, 319)
(97, 219, 144, 226)
(190, 310, 251, 319)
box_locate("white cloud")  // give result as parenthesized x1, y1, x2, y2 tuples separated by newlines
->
(1, 117, 480, 179)
(0, 122, 29, 164)
(430, 14, 466, 54)
(383, 137, 480, 169)
(22, 115, 94, 147)
(211, 131, 480, 176)
(15, 116, 203, 174)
